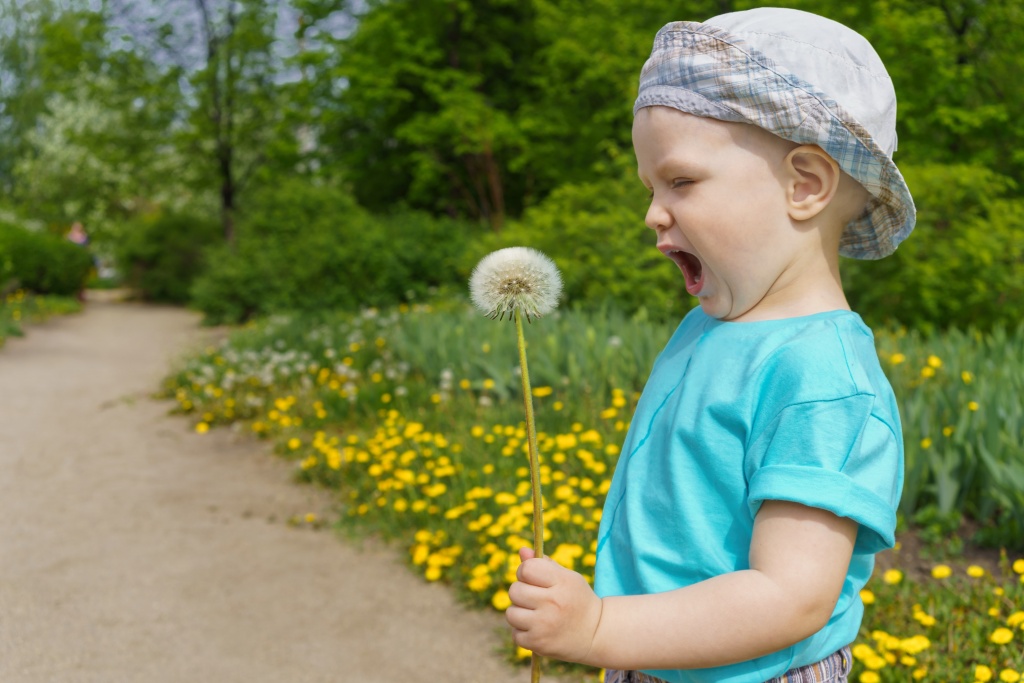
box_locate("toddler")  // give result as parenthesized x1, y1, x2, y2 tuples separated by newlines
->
(506, 7, 915, 683)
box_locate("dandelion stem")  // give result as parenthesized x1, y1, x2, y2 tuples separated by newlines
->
(515, 310, 544, 683)
(515, 311, 544, 560)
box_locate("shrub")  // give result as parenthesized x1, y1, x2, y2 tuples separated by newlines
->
(0, 220, 93, 296)
(190, 178, 474, 324)
(469, 160, 693, 322)
(117, 210, 222, 303)
(843, 163, 1024, 332)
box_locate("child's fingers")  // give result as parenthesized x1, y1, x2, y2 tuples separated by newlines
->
(515, 557, 561, 588)
(518, 546, 535, 562)
(508, 579, 548, 610)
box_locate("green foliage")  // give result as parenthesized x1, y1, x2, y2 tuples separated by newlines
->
(0, 220, 92, 296)
(163, 303, 1024, 681)
(876, 323, 1024, 549)
(167, 303, 1024, 550)
(854, 561, 1024, 683)
(844, 164, 1024, 332)
(190, 179, 474, 324)
(117, 210, 222, 303)
(472, 156, 695, 322)
(0, 289, 82, 347)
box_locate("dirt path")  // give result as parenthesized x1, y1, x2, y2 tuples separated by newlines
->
(0, 300, 545, 683)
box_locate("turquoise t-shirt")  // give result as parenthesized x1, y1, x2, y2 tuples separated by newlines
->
(594, 308, 903, 683)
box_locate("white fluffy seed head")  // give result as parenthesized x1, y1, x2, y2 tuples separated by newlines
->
(469, 247, 562, 320)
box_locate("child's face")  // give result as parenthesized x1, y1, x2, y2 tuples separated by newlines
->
(633, 106, 820, 322)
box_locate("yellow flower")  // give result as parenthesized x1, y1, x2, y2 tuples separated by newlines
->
(532, 386, 553, 397)
(991, 627, 1014, 645)
(969, 401, 979, 411)
(920, 438, 932, 449)
(942, 425, 954, 437)
(914, 611, 936, 627)
(927, 354, 942, 368)
(931, 564, 952, 579)
(1007, 611, 1024, 628)
(288, 437, 302, 450)
(852, 644, 875, 660)
(515, 646, 532, 660)
(912, 668, 927, 680)
(1000, 670, 1021, 683)
(865, 655, 887, 671)
(859, 672, 880, 683)
(304, 513, 317, 523)
(195, 422, 210, 434)
(883, 569, 903, 584)
(1013, 559, 1024, 574)
(967, 564, 986, 578)
(962, 370, 973, 384)
(889, 353, 906, 365)
(977, 665, 994, 682)
(491, 589, 511, 611)
(860, 589, 876, 605)
(482, 378, 495, 390)
(920, 366, 935, 378)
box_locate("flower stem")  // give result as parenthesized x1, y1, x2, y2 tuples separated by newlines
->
(515, 311, 544, 683)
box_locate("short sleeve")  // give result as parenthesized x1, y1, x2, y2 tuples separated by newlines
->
(745, 395, 901, 553)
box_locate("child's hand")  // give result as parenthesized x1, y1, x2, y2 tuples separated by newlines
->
(505, 547, 604, 664)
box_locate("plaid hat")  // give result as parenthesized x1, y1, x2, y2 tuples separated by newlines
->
(635, 7, 916, 260)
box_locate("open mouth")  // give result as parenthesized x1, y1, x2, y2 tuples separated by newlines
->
(662, 248, 705, 296)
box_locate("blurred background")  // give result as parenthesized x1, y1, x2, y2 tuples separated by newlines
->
(0, 0, 1021, 331)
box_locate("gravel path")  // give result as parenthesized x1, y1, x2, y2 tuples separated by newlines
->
(0, 300, 542, 683)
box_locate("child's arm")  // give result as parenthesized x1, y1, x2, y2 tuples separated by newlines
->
(505, 500, 857, 670)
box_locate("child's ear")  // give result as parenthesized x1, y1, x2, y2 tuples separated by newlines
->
(783, 146, 841, 222)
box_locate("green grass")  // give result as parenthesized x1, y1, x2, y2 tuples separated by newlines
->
(162, 303, 1024, 680)
(0, 290, 82, 347)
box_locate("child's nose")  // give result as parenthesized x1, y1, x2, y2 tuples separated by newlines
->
(644, 197, 672, 232)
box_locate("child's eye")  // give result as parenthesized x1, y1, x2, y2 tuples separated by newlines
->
(671, 179, 693, 189)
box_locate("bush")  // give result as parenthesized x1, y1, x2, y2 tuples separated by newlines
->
(469, 159, 693, 322)
(117, 210, 222, 303)
(0, 220, 93, 296)
(190, 178, 474, 324)
(843, 163, 1024, 332)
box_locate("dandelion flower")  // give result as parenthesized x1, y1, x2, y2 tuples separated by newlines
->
(469, 247, 562, 320)
(967, 564, 986, 578)
(1013, 559, 1024, 574)
(931, 564, 952, 579)
(977, 665, 994, 682)
(860, 589, 876, 605)
(991, 627, 1014, 645)
(882, 569, 903, 584)
(491, 589, 512, 611)
(1000, 670, 1021, 683)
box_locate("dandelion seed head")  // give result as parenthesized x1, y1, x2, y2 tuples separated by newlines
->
(469, 247, 562, 320)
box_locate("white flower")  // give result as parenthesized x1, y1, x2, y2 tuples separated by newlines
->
(469, 247, 562, 320)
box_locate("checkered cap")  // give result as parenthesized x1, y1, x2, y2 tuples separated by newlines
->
(635, 8, 916, 260)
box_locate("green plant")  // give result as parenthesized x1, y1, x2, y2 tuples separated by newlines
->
(843, 163, 1024, 333)
(117, 210, 221, 303)
(0, 220, 93, 296)
(190, 178, 475, 324)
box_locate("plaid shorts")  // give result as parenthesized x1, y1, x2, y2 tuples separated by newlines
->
(604, 646, 852, 683)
